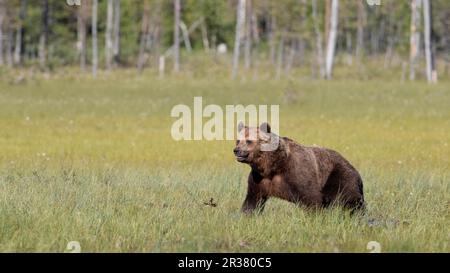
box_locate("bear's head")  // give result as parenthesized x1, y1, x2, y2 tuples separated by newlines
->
(233, 122, 280, 164)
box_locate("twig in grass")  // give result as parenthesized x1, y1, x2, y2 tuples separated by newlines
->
(203, 198, 217, 207)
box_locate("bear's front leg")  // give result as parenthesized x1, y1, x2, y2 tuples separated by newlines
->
(241, 172, 267, 215)
(241, 193, 267, 215)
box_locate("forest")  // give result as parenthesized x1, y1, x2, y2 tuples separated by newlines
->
(0, 0, 448, 82)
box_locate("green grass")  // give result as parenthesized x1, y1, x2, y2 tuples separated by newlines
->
(0, 68, 449, 252)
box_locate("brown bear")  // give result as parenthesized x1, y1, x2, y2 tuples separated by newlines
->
(233, 122, 365, 214)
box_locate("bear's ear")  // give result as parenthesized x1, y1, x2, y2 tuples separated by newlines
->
(259, 122, 271, 134)
(238, 121, 245, 132)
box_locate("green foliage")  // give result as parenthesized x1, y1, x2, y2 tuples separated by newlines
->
(184, 0, 235, 47)
(1, 0, 448, 69)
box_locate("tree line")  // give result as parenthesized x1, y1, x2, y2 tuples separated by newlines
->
(0, 0, 448, 83)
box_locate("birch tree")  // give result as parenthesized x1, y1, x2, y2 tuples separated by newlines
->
(268, 12, 276, 65)
(409, 0, 421, 80)
(6, 23, 12, 68)
(179, 21, 191, 52)
(38, 0, 49, 70)
(311, 0, 325, 78)
(325, 0, 338, 79)
(77, 2, 87, 71)
(0, 0, 4, 66)
(244, 0, 252, 69)
(173, 0, 180, 72)
(423, 0, 437, 83)
(14, 0, 27, 65)
(137, 0, 150, 73)
(356, 0, 366, 63)
(232, 0, 246, 79)
(92, 0, 98, 77)
(113, 0, 121, 65)
(324, 0, 330, 46)
(275, 35, 284, 79)
(105, 0, 114, 70)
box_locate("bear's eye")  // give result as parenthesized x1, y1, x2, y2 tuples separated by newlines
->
(246, 140, 252, 145)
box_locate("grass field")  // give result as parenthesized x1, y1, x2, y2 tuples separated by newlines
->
(0, 68, 449, 252)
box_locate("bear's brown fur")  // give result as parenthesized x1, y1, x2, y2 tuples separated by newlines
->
(233, 122, 365, 214)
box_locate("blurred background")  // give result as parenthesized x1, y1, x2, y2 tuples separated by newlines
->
(0, 0, 448, 81)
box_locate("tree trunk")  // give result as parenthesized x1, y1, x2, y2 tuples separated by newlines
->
(311, 0, 325, 78)
(137, 0, 150, 73)
(77, 3, 87, 71)
(251, 11, 259, 43)
(423, 0, 437, 83)
(324, 0, 330, 46)
(6, 26, 12, 68)
(409, 0, 421, 80)
(298, 38, 305, 66)
(370, 9, 383, 56)
(173, 0, 181, 72)
(105, 0, 113, 70)
(232, 0, 246, 79)
(346, 30, 352, 65)
(356, 0, 366, 62)
(0, 0, 4, 66)
(200, 22, 210, 52)
(92, 0, 98, 77)
(159, 55, 165, 77)
(298, 1, 307, 65)
(385, 17, 404, 69)
(39, 0, 49, 70)
(285, 39, 297, 75)
(384, 36, 395, 68)
(375, 16, 385, 55)
(180, 21, 192, 52)
(244, 0, 252, 69)
(151, 3, 162, 68)
(14, 0, 27, 65)
(269, 13, 276, 65)
(325, 0, 338, 79)
(164, 17, 203, 57)
(113, 0, 121, 66)
(442, 10, 449, 77)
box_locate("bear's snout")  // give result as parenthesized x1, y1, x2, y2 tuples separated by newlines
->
(233, 147, 249, 162)
(233, 147, 245, 155)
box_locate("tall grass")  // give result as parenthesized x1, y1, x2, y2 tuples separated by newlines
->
(0, 67, 448, 252)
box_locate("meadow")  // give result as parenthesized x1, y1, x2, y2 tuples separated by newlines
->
(0, 65, 449, 252)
